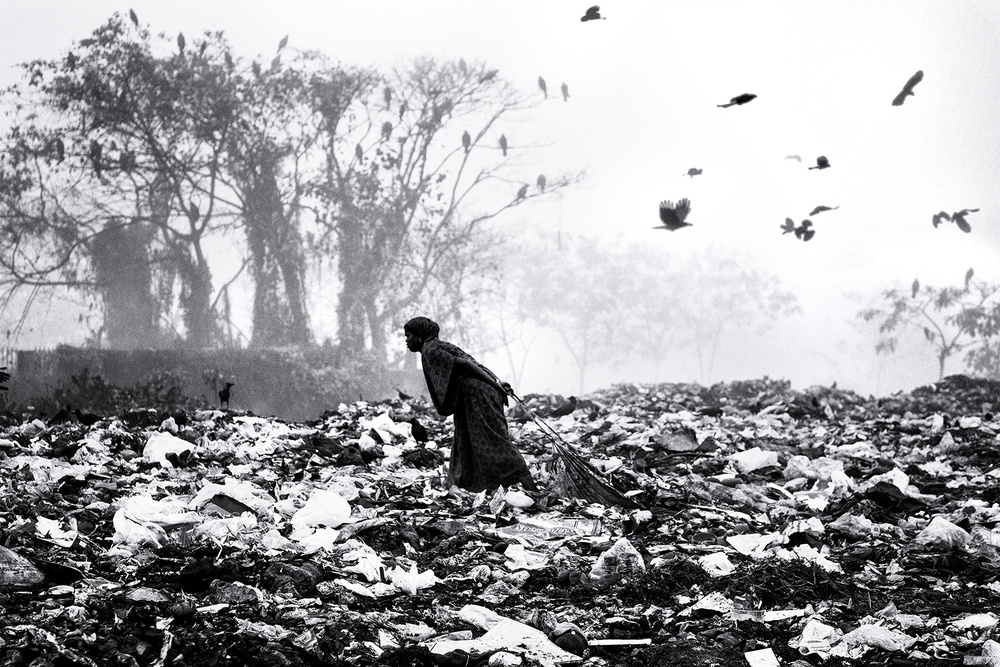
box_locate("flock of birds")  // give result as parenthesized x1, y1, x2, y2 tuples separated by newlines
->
(569, 6, 981, 242)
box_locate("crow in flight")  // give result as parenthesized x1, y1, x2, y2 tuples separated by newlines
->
(809, 156, 830, 170)
(794, 220, 815, 241)
(951, 208, 979, 233)
(581, 5, 605, 21)
(785, 154, 802, 162)
(931, 211, 950, 228)
(809, 205, 839, 216)
(654, 199, 692, 231)
(717, 93, 756, 108)
(892, 70, 924, 106)
(684, 167, 703, 178)
(780, 218, 796, 235)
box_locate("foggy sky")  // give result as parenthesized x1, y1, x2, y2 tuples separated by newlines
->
(2, 1, 999, 397)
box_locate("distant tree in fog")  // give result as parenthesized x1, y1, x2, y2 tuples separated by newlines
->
(859, 269, 1000, 380)
(512, 234, 636, 392)
(306, 56, 582, 363)
(499, 236, 799, 390)
(669, 247, 800, 383)
(0, 17, 241, 347)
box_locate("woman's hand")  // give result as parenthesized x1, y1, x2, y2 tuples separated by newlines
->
(496, 381, 512, 407)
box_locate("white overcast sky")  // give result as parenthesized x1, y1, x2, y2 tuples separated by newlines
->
(2, 1, 999, 395)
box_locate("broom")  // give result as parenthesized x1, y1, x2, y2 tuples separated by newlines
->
(511, 393, 640, 509)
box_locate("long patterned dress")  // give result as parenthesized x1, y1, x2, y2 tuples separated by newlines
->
(420, 338, 533, 492)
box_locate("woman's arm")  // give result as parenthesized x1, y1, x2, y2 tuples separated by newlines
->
(452, 357, 504, 390)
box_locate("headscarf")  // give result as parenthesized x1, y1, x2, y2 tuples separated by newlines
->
(404, 316, 439, 342)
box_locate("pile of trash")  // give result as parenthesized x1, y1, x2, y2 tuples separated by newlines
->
(2, 374, 1000, 666)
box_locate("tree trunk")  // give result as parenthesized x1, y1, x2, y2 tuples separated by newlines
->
(90, 222, 160, 349)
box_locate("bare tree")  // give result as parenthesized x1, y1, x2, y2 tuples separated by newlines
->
(306, 56, 582, 363)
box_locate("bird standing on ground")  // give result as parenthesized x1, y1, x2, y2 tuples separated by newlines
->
(561, 82, 570, 101)
(538, 76, 548, 98)
(499, 134, 508, 157)
(397, 388, 412, 400)
(409, 418, 428, 443)
(717, 93, 756, 108)
(684, 168, 703, 178)
(809, 156, 831, 170)
(549, 396, 578, 418)
(892, 70, 924, 106)
(75, 409, 100, 427)
(581, 5, 605, 21)
(48, 404, 72, 425)
(219, 382, 234, 409)
(654, 199, 692, 231)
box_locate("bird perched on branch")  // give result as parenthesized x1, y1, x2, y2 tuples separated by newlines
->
(911, 278, 920, 298)
(892, 70, 923, 106)
(177, 32, 186, 53)
(516, 184, 528, 200)
(381, 121, 392, 142)
(129, 8, 139, 26)
(537, 174, 547, 192)
(561, 82, 570, 102)
(581, 5, 605, 21)
(809, 156, 830, 170)
(462, 130, 471, 152)
(499, 134, 508, 157)
(654, 199, 692, 231)
(219, 382, 234, 409)
(538, 76, 547, 98)
(717, 93, 756, 108)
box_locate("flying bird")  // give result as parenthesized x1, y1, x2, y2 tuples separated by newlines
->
(684, 168, 703, 178)
(129, 9, 139, 26)
(581, 5, 605, 21)
(516, 184, 528, 200)
(809, 156, 831, 170)
(950, 208, 979, 233)
(794, 219, 815, 241)
(717, 93, 756, 108)
(784, 154, 802, 162)
(462, 130, 471, 152)
(931, 211, 950, 228)
(538, 76, 548, 98)
(561, 82, 570, 102)
(537, 174, 547, 192)
(654, 199, 692, 231)
(911, 278, 920, 298)
(780, 218, 796, 235)
(499, 134, 508, 157)
(892, 70, 924, 106)
(809, 205, 839, 216)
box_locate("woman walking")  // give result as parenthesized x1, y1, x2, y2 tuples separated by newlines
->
(404, 316, 537, 493)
